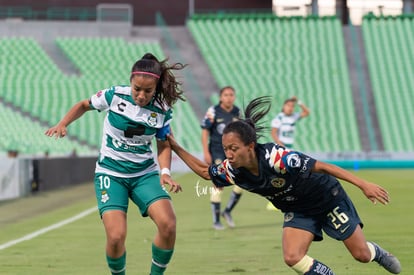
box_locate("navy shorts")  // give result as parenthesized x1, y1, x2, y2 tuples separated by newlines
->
(283, 196, 363, 241)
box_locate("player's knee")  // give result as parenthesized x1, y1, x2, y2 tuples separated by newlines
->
(284, 252, 305, 267)
(106, 230, 126, 248)
(351, 248, 371, 263)
(157, 217, 176, 238)
(232, 185, 243, 194)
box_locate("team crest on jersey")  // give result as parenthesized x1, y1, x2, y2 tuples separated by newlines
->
(101, 191, 109, 203)
(147, 113, 158, 126)
(271, 177, 286, 188)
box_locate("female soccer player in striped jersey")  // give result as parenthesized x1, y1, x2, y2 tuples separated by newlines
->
(167, 96, 401, 274)
(46, 53, 186, 275)
(271, 96, 310, 149)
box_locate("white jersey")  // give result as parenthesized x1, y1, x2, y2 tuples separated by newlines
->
(90, 85, 172, 178)
(270, 112, 301, 146)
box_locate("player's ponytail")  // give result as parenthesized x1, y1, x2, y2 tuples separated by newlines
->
(131, 53, 187, 108)
(224, 96, 272, 144)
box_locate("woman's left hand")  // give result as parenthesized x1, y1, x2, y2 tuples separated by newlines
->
(361, 182, 390, 205)
(161, 174, 183, 193)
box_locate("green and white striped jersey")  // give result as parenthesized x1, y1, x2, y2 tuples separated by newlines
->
(270, 112, 302, 146)
(90, 85, 172, 178)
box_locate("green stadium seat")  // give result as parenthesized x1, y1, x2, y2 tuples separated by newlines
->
(0, 36, 202, 155)
(188, 15, 361, 152)
(362, 15, 414, 151)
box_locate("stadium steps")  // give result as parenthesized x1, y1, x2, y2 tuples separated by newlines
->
(38, 39, 80, 76)
(343, 25, 384, 151)
(156, 25, 214, 118)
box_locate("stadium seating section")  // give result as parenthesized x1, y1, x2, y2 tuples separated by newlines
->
(0, 37, 201, 155)
(188, 14, 361, 152)
(362, 14, 414, 151)
(0, 14, 413, 155)
(0, 102, 92, 155)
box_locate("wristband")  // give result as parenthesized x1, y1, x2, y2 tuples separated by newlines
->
(161, 168, 171, 176)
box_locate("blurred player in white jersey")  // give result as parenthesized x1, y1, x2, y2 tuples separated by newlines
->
(271, 96, 310, 149)
(267, 96, 310, 210)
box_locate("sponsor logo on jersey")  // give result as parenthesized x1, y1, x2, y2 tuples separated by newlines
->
(117, 102, 126, 112)
(284, 212, 294, 222)
(112, 138, 123, 148)
(286, 153, 301, 168)
(216, 123, 226, 135)
(340, 225, 350, 234)
(271, 177, 286, 188)
(300, 157, 310, 173)
(148, 113, 158, 126)
(284, 196, 297, 201)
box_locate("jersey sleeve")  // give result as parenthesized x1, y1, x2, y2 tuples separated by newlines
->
(89, 87, 115, 111)
(155, 108, 172, 141)
(208, 160, 235, 187)
(266, 143, 316, 177)
(293, 112, 302, 121)
(200, 106, 215, 129)
(270, 115, 282, 128)
(156, 125, 171, 141)
(282, 151, 316, 177)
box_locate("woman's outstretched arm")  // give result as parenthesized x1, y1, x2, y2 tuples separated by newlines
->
(167, 134, 211, 180)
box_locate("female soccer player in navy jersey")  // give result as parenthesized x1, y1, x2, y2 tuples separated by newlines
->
(168, 96, 401, 274)
(46, 53, 185, 275)
(201, 86, 243, 229)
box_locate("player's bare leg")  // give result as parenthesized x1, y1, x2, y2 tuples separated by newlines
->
(102, 210, 127, 275)
(148, 199, 176, 275)
(283, 227, 335, 274)
(343, 225, 401, 274)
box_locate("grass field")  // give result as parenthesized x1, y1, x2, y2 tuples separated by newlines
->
(0, 169, 413, 274)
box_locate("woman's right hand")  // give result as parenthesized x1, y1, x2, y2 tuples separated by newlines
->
(45, 124, 67, 139)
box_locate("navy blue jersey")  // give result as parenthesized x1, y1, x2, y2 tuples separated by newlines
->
(201, 104, 240, 161)
(208, 143, 347, 215)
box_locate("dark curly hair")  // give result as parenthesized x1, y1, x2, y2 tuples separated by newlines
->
(223, 96, 272, 145)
